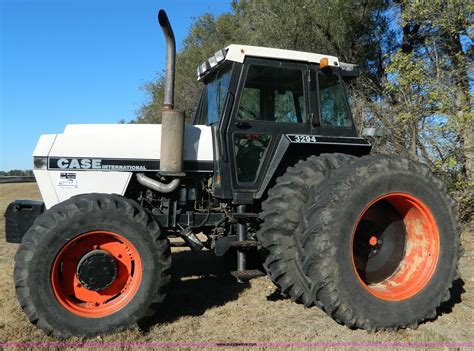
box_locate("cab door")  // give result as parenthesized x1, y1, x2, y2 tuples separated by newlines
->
(227, 58, 311, 195)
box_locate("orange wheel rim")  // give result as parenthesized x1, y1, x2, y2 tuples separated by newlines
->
(51, 231, 142, 318)
(351, 193, 439, 301)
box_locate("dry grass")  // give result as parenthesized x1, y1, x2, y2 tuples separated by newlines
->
(0, 183, 473, 348)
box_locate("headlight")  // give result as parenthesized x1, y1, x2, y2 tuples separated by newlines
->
(208, 55, 218, 68)
(215, 49, 225, 63)
(33, 157, 48, 170)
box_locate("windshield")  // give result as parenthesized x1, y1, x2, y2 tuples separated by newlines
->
(197, 67, 232, 125)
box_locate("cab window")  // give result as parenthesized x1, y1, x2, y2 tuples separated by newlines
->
(318, 73, 352, 127)
(198, 67, 232, 125)
(237, 65, 306, 123)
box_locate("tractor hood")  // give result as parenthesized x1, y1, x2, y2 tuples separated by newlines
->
(32, 124, 214, 208)
(33, 123, 213, 172)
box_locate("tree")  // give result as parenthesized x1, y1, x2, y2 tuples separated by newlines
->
(383, 1, 472, 182)
(371, 0, 473, 220)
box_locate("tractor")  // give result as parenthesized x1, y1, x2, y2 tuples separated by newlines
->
(4, 10, 461, 337)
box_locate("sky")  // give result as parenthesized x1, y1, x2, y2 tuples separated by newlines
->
(0, 0, 231, 170)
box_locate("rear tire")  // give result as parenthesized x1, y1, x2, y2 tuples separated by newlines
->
(295, 155, 461, 330)
(14, 193, 171, 338)
(257, 153, 355, 305)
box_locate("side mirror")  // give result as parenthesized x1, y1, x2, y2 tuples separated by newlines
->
(362, 127, 384, 138)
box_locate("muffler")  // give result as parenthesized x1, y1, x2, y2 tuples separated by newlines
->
(160, 109, 184, 176)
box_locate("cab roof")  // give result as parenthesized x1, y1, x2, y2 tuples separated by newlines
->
(225, 44, 339, 66)
(197, 44, 358, 81)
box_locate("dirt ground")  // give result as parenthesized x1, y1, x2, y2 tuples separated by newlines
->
(0, 183, 473, 348)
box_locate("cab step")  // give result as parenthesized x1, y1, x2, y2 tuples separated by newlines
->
(230, 240, 261, 249)
(232, 212, 260, 223)
(231, 269, 266, 281)
(214, 235, 260, 256)
(232, 212, 259, 219)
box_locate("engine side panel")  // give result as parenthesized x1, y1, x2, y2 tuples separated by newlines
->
(32, 170, 59, 209)
(33, 169, 132, 209)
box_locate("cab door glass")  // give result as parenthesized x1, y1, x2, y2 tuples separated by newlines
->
(237, 65, 306, 123)
(318, 73, 353, 127)
(234, 133, 271, 183)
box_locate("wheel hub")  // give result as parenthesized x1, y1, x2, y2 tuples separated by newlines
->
(352, 193, 439, 301)
(353, 202, 407, 284)
(76, 250, 118, 291)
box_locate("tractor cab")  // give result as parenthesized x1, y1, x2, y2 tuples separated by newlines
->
(193, 45, 369, 202)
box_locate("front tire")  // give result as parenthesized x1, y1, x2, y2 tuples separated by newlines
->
(295, 155, 461, 330)
(14, 194, 171, 338)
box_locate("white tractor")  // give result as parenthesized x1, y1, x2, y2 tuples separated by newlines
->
(5, 10, 461, 337)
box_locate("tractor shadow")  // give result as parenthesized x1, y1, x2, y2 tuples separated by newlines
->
(435, 277, 465, 316)
(138, 248, 250, 332)
(410, 277, 466, 328)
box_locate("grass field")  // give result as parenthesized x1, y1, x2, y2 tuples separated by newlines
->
(1, 183, 473, 347)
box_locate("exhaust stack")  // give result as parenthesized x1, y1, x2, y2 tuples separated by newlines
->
(158, 9, 176, 110)
(136, 10, 184, 193)
(157, 9, 185, 177)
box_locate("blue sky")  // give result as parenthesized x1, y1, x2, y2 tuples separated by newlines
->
(0, 0, 231, 170)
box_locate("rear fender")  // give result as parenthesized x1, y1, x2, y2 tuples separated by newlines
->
(255, 134, 372, 199)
